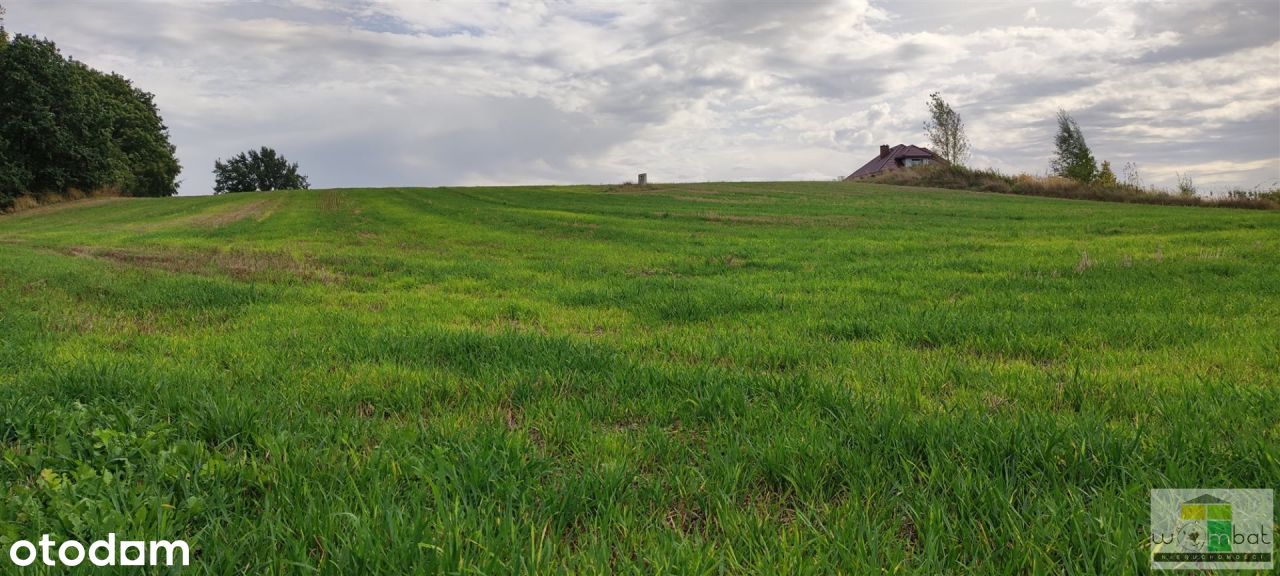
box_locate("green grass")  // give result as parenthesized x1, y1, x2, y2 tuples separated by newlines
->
(0, 182, 1277, 574)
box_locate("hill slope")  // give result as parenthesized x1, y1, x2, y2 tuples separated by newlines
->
(1, 183, 1277, 573)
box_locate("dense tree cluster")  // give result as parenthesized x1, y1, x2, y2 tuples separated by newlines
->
(213, 147, 309, 194)
(0, 20, 180, 210)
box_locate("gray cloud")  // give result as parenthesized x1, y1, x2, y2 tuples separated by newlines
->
(3, 0, 1276, 193)
(1133, 1, 1280, 64)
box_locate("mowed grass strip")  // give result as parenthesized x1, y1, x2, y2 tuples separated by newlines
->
(0, 182, 1277, 574)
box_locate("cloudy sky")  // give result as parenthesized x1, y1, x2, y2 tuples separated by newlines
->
(5, 0, 1279, 194)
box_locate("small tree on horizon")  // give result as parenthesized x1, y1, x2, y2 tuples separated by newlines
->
(1050, 109, 1097, 182)
(1097, 160, 1117, 186)
(213, 146, 309, 193)
(923, 92, 970, 166)
(1122, 161, 1143, 188)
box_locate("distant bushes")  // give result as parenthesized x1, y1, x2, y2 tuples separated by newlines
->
(0, 30, 180, 212)
(869, 164, 1278, 210)
(878, 103, 1277, 210)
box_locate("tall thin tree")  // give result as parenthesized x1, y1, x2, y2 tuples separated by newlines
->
(923, 92, 970, 165)
(1050, 109, 1097, 182)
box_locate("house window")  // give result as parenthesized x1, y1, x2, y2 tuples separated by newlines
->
(905, 158, 928, 167)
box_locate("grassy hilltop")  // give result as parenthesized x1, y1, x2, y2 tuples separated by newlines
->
(1, 183, 1277, 573)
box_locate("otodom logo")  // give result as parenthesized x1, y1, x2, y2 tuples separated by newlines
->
(1151, 489, 1274, 571)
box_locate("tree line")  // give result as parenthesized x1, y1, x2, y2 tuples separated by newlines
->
(0, 5, 308, 211)
(0, 8, 181, 210)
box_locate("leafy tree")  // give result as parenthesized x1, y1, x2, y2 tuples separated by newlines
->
(0, 6, 10, 211)
(922, 92, 970, 165)
(0, 35, 100, 199)
(94, 72, 182, 197)
(1050, 109, 1097, 182)
(0, 29, 179, 207)
(213, 147, 309, 193)
(1097, 160, 1117, 186)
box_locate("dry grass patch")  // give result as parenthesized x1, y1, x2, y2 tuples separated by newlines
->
(65, 245, 340, 283)
(670, 195, 756, 204)
(695, 211, 864, 227)
(3, 195, 128, 217)
(188, 198, 281, 228)
(320, 190, 348, 213)
(663, 501, 707, 535)
(133, 197, 282, 231)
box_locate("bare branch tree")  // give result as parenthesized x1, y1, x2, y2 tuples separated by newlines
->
(1122, 161, 1143, 188)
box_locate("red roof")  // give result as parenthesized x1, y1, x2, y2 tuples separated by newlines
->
(844, 144, 945, 180)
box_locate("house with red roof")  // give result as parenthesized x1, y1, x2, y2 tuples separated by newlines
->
(844, 144, 947, 180)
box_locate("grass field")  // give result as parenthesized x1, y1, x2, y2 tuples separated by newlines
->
(0, 182, 1277, 574)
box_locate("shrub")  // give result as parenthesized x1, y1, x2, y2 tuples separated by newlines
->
(1011, 175, 1080, 199)
(1176, 173, 1196, 197)
(1219, 188, 1280, 209)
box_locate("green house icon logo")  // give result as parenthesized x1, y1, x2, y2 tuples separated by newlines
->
(1179, 494, 1232, 553)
